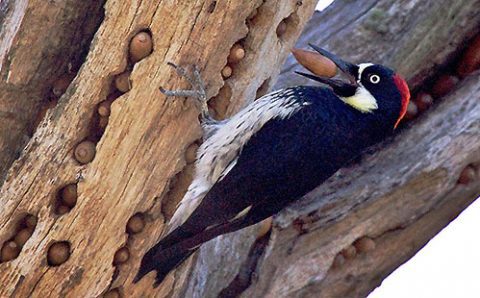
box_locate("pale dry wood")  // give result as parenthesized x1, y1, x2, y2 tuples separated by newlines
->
(181, 1, 480, 297)
(0, 0, 105, 183)
(0, 0, 317, 297)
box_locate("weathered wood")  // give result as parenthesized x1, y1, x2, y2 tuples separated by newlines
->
(0, 0, 317, 297)
(185, 1, 480, 297)
(0, 0, 105, 184)
(276, 0, 480, 89)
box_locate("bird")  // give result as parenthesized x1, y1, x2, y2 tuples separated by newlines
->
(134, 44, 410, 286)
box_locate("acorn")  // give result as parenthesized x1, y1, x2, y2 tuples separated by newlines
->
(458, 165, 477, 185)
(292, 48, 337, 78)
(404, 101, 418, 120)
(228, 44, 245, 64)
(221, 66, 233, 78)
(126, 213, 145, 234)
(47, 241, 71, 266)
(414, 92, 433, 112)
(332, 254, 345, 268)
(61, 184, 77, 208)
(114, 71, 131, 93)
(56, 205, 71, 215)
(341, 245, 357, 259)
(431, 74, 459, 98)
(1, 241, 20, 262)
(113, 247, 130, 265)
(99, 116, 109, 129)
(52, 74, 75, 98)
(456, 35, 480, 77)
(98, 101, 111, 117)
(276, 20, 288, 38)
(104, 289, 121, 298)
(256, 216, 273, 239)
(24, 215, 37, 229)
(354, 237, 376, 253)
(74, 141, 96, 164)
(129, 31, 153, 62)
(14, 228, 33, 246)
(185, 143, 199, 164)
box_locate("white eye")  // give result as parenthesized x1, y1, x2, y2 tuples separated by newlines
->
(369, 74, 380, 84)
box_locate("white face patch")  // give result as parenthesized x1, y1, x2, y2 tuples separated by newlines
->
(357, 63, 374, 82)
(340, 63, 378, 113)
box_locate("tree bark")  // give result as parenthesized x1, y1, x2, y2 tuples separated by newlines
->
(0, 0, 317, 297)
(0, 0, 479, 297)
(0, 0, 105, 184)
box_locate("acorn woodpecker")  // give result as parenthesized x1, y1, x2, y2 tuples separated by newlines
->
(134, 45, 410, 286)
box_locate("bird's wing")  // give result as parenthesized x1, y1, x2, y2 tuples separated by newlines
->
(168, 88, 309, 231)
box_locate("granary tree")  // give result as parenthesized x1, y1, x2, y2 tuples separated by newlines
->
(0, 0, 479, 297)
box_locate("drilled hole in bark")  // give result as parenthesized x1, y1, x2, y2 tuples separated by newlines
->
(129, 29, 153, 63)
(276, 13, 300, 42)
(0, 214, 37, 263)
(161, 165, 195, 221)
(207, 1, 217, 13)
(47, 241, 71, 266)
(209, 84, 232, 119)
(103, 287, 122, 298)
(255, 78, 271, 100)
(54, 183, 78, 215)
(126, 213, 146, 235)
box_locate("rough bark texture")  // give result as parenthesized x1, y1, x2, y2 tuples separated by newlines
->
(0, 0, 317, 297)
(187, 1, 480, 297)
(0, 0, 105, 184)
(0, 0, 479, 297)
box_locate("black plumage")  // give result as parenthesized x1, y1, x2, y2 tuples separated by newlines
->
(135, 50, 410, 286)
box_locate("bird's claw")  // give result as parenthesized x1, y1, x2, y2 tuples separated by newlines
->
(160, 63, 211, 121)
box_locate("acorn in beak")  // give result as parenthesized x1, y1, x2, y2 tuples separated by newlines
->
(293, 44, 359, 97)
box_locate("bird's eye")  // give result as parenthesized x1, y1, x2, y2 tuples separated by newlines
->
(369, 74, 380, 84)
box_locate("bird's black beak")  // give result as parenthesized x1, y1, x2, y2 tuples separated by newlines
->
(294, 44, 359, 97)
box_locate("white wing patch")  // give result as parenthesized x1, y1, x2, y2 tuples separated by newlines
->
(167, 88, 307, 231)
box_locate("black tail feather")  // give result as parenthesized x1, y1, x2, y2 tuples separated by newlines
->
(134, 241, 196, 286)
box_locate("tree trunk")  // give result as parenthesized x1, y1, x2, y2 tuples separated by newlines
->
(0, 0, 317, 297)
(1, 0, 479, 298)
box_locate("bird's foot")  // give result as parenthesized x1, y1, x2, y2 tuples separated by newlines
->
(161, 63, 214, 123)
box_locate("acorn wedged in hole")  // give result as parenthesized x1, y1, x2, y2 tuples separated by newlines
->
(431, 74, 459, 98)
(113, 247, 130, 265)
(126, 213, 145, 234)
(115, 71, 131, 93)
(74, 141, 96, 164)
(276, 19, 288, 38)
(341, 245, 357, 259)
(458, 165, 477, 185)
(456, 35, 480, 77)
(14, 228, 34, 246)
(185, 143, 199, 164)
(221, 66, 232, 78)
(1, 241, 20, 262)
(98, 101, 111, 117)
(354, 237, 376, 253)
(56, 205, 71, 215)
(228, 44, 245, 63)
(414, 92, 433, 112)
(47, 241, 71, 266)
(129, 31, 153, 62)
(24, 215, 37, 229)
(61, 184, 78, 208)
(332, 253, 345, 268)
(292, 48, 337, 78)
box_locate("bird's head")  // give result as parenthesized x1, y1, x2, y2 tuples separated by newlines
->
(295, 45, 410, 129)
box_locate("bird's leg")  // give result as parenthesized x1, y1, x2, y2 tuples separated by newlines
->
(160, 63, 215, 125)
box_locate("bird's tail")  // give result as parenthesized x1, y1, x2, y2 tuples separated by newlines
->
(134, 240, 196, 287)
